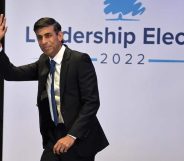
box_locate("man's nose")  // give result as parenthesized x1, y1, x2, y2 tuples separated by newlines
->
(41, 37, 48, 44)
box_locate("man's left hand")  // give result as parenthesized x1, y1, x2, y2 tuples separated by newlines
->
(53, 135, 75, 154)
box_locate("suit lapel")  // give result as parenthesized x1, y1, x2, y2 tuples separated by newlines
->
(39, 56, 50, 96)
(38, 47, 71, 103)
(60, 47, 71, 103)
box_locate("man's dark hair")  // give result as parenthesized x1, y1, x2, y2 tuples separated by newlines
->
(33, 17, 61, 33)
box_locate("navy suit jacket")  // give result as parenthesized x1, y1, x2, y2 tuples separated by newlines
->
(0, 45, 109, 156)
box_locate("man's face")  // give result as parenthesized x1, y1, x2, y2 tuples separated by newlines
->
(35, 25, 63, 58)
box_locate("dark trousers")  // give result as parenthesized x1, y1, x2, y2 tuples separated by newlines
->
(40, 123, 95, 161)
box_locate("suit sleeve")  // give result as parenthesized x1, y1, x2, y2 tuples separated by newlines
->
(68, 53, 100, 139)
(0, 50, 38, 81)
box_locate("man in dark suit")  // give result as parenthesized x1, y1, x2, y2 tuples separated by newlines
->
(0, 14, 109, 161)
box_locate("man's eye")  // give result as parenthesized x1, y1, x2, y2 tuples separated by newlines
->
(45, 34, 52, 38)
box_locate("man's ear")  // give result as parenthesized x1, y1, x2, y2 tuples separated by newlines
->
(58, 31, 63, 42)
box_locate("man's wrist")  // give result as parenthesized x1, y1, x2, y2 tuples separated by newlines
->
(67, 134, 77, 140)
(0, 46, 2, 52)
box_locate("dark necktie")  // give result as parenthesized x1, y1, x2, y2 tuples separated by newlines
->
(50, 60, 58, 126)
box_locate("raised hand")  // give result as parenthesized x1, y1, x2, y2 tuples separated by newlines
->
(0, 14, 7, 42)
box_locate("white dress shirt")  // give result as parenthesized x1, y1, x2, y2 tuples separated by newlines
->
(46, 45, 65, 124)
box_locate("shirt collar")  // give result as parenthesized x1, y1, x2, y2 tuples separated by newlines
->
(50, 45, 66, 65)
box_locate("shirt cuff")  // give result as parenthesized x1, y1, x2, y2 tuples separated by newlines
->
(67, 134, 77, 140)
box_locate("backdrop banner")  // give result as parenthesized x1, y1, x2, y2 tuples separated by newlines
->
(3, 1, 184, 161)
